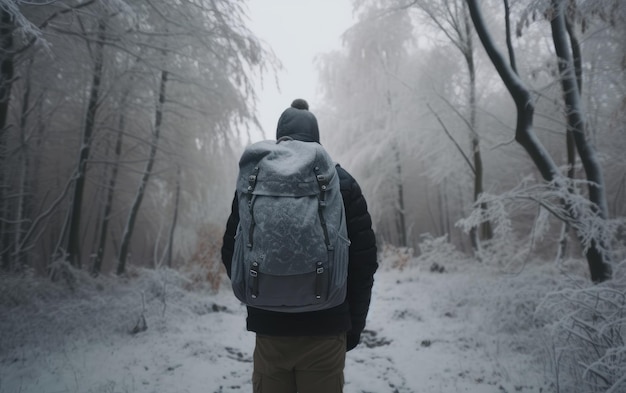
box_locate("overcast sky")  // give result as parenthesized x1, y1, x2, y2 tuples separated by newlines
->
(245, 0, 355, 141)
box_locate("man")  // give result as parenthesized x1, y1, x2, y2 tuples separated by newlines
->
(221, 99, 378, 393)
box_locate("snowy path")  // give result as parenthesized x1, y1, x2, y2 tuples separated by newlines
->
(350, 267, 549, 393)
(0, 263, 553, 393)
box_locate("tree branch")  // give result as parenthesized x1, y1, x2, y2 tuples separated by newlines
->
(466, 0, 561, 182)
(427, 103, 476, 175)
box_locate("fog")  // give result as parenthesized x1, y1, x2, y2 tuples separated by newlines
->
(245, 0, 355, 139)
(0, 1, 624, 392)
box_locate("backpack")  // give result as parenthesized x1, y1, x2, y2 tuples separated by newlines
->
(230, 138, 350, 313)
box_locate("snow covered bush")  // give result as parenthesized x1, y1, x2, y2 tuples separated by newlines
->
(414, 233, 469, 271)
(485, 265, 561, 337)
(185, 223, 226, 292)
(0, 265, 220, 357)
(379, 243, 415, 271)
(458, 177, 624, 274)
(536, 260, 626, 393)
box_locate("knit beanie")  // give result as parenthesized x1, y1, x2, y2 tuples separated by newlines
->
(275, 99, 320, 143)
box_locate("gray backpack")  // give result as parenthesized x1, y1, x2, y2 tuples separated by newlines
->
(230, 139, 350, 312)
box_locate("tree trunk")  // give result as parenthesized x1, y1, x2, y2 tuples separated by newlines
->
(464, 2, 493, 247)
(556, 12, 581, 262)
(166, 165, 181, 268)
(13, 58, 36, 269)
(92, 93, 127, 276)
(117, 70, 168, 275)
(466, 0, 612, 282)
(392, 142, 408, 247)
(88, 150, 107, 271)
(0, 10, 14, 270)
(434, 180, 452, 243)
(65, 19, 106, 268)
(0, 10, 13, 130)
(416, 1, 493, 251)
(550, 0, 611, 281)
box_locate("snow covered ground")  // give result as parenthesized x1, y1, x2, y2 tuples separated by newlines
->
(0, 252, 599, 393)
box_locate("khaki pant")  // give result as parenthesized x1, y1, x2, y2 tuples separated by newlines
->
(252, 334, 346, 393)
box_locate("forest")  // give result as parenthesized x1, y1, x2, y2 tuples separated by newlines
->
(0, 0, 624, 392)
(0, 0, 274, 277)
(317, 0, 623, 282)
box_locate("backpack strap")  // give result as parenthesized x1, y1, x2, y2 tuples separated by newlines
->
(246, 166, 259, 248)
(314, 166, 333, 251)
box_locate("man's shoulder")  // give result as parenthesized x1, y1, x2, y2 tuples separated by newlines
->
(335, 164, 353, 182)
(335, 164, 361, 196)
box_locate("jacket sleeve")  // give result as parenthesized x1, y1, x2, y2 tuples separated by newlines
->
(221, 191, 239, 279)
(337, 166, 378, 351)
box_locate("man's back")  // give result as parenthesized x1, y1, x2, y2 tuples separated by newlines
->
(221, 99, 377, 392)
(230, 139, 350, 312)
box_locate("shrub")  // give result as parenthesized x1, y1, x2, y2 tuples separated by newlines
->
(416, 234, 469, 270)
(184, 223, 226, 292)
(380, 243, 414, 271)
(536, 260, 626, 393)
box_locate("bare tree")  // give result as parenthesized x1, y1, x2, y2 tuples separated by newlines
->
(2, 0, 273, 275)
(466, 0, 612, 282)
(117, 69, 167, 275)
(1, 0, 99, 271)
(64, 18, 107, 268)
(91, 87, 129, 276)
(409, 0, 493, 251)
(319, 3, 415, 247)
(165, 165, 181, 268)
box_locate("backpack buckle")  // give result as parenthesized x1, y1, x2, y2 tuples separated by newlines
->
(248, 168, 259, 192)
(315, 262, 324, 300)
(250, 262, 259, 277)
(250, 262, 259, 299)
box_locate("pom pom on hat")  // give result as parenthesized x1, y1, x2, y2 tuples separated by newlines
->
(291, 98, 309, 110)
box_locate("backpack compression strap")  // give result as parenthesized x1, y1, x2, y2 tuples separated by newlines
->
(314, 166, 333, 251)
(246, 166, 259, 249)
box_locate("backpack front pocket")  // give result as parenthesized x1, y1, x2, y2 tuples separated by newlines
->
(246, 262, 329, 312)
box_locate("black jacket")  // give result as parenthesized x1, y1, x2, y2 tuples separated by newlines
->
(220, 101, 378, 351)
